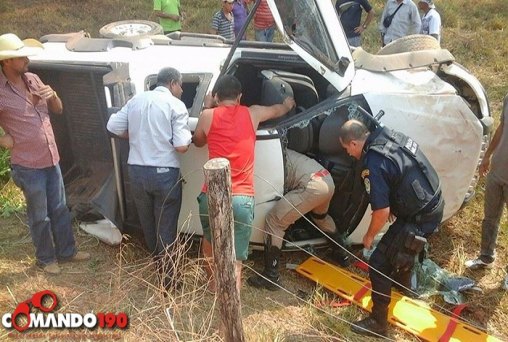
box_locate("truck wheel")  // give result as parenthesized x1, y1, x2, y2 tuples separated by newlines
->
(378, 34, 440, 55)
(99, 20, 163, 39)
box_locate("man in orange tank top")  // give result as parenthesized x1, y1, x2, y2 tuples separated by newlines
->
(193, 75, 294, 292)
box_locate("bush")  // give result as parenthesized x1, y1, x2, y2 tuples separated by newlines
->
(0, 179, 24, 217)
(0, 149, 10, 185)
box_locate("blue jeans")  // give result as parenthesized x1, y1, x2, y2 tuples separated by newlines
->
(128, 165, 182, 256)
(347, 36, 361, 47)
(11, 164, 76, 265)
(255, 26, 275, 42)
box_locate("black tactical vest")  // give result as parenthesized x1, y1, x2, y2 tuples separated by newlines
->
(365, 126, 441, 220)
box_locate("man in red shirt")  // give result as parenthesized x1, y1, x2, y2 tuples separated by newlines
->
(193, 75, 294, 292)
(254, 0, 275, 42)
(0, 33, 89, 274)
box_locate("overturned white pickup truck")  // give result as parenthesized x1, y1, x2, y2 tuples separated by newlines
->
(28, 0, 492, 249)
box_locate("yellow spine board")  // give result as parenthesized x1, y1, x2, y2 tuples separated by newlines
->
(296, 257, 501, 342)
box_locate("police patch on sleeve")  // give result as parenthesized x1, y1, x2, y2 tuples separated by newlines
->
(364, 177, 371, 194)
(404, 138, 418, 155)
(361, 169, 370, 179)
(361, 169, 370, 194)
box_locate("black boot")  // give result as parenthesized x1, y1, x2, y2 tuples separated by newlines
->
(351, 305, 388, 337)
(326, 231, 351, 267)
(247, 242, 281, 291)
(393, 268, 419, 299)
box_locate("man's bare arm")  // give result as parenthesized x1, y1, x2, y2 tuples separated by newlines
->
(363, 207, 390, 249)
(192, 109, 213, 147)
(0, 132, 13, 149)
(38, 85, 63, 114)
(249, 97, 295, 129)
(153, 10, 180, 22)
(175, 145, 189, 153)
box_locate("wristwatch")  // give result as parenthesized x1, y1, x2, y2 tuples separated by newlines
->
(362, 24, 367, 29)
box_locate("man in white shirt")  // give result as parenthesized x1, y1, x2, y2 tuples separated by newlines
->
(379, 0, 421, 46)
(107, 67, 191, 290)
(418, 0, 441, 43)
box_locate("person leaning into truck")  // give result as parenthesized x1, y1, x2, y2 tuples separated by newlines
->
(107, 67, 191, 292)
(247, 148, 341, 291)
(339, 119, 444, 337)
(192, 75, 295, 293)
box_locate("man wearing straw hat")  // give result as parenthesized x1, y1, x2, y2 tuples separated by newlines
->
(0, 33, 90, 274)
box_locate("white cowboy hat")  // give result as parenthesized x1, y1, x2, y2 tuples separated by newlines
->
(0, 33, 43, 61)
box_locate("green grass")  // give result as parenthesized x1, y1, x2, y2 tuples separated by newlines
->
(0, 149, 10, 183)
(0, 179, 25, 217)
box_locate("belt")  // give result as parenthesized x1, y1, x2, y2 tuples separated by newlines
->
(414, 195, 444, 224)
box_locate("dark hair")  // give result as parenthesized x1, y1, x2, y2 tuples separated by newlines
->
(338, 119, 370, 144)
(213, 75, 242, 101)
(156, 67, 181, 87)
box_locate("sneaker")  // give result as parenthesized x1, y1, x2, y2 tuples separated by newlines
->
(43, 263, 61, 274)
(465, 256, 494, 270)
(61, 251, 91, 262)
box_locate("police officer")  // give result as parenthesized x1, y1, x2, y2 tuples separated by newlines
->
(339, 119, 444, 337)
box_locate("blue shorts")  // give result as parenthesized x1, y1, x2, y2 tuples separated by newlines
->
(197, 192, 254, 261)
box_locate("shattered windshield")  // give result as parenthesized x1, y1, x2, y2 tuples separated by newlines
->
(275, 0, 339, 69)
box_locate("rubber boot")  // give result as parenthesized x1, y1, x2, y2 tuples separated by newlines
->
(351, 305, 388, 337)
(247, 242, 281, 291)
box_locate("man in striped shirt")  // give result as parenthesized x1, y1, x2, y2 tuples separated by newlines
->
(211, 0, 235, 40)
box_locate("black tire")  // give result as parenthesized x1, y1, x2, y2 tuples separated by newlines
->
(99, 20, 163, 39)
(378, 34, 440, 55)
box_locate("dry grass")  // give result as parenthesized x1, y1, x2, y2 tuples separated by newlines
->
(1, 0, 508, 340)
(0, 215, 219, 341)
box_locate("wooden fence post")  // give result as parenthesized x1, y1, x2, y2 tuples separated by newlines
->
(203, 158, 245, 342)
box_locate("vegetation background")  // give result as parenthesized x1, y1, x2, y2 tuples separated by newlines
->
(0, 0, 507, 341)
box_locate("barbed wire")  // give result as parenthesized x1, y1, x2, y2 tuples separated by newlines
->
(129, 161, 492, 337)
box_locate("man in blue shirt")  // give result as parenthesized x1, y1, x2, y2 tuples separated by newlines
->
(339, 119, 443, 337)
(107, 67, 191, 292)
(335, 0, 374, 47)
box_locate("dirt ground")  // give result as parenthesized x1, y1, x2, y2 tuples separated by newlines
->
(0, 204, 507, 341)
(0, 212, 399, 341)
